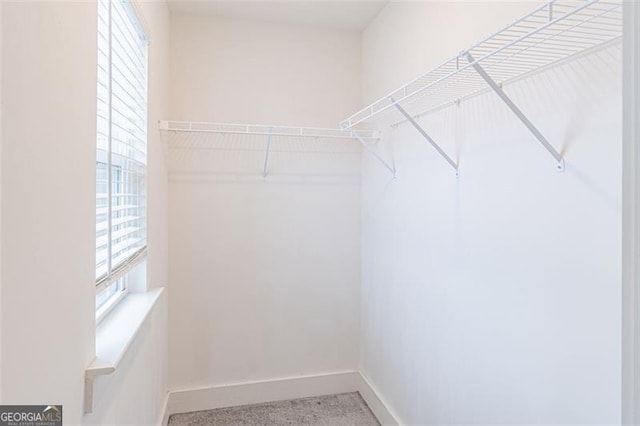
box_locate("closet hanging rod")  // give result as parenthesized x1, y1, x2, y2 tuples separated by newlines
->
(340, 0, 622, 130)
(159, 120, 379, 141)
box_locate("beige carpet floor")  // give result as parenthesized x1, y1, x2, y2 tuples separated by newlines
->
(168, 392, 380, 426)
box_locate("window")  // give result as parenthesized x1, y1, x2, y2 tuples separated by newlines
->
(96, 0, 148, 317)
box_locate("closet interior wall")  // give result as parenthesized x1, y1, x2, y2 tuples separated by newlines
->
(360, 2, 622, 424)
(168, 13, 363, 391)
(0, 1, 623, 423)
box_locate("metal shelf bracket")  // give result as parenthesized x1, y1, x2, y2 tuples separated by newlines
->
(390, 97, 459, 175)
(465, 52, 565, 172)
(351, 131, 396, 178)
(263, 127, 273, 178)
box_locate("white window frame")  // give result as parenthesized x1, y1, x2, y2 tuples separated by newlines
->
(95, 0, 149, 323)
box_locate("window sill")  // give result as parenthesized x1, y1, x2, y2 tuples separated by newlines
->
(84, 288, 164, 414)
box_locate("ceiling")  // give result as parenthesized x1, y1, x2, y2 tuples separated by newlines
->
(166, 0, 388, 31)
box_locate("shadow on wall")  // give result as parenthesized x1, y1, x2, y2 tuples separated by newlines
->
(362, 42, 622, 218)
(359, 42, 622, 425)
(162, 131, 363, 184)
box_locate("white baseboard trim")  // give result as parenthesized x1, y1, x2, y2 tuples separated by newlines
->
(356, 372, 401, 426)
(166, 371, 360, 417)
(157, 391, 170, 426)
(164, 370, 399, 425)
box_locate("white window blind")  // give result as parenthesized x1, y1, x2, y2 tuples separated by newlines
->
(96, 0, 148, 291)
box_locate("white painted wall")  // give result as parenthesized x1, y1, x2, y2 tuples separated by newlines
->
(360, 2, 622, 425)
(1, 1, 170, 424)
(169, 179, 362, 389)
(362, 1, 540, 105)
(1, 3, 96, 420)
(168, 14, 363, 391)
(169, 13, 362, 127)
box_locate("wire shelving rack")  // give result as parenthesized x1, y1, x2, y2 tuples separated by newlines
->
(340, 0, 622, 173)
(158, 121, 392, 178)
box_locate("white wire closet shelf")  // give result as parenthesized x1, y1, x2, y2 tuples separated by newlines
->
(340, 0, 622, 173)
(159, 121, 379, 141)
(159, 120, 394, 178)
